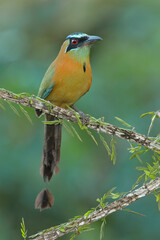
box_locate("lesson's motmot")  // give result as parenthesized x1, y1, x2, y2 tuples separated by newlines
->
(35, 33, 102, 210)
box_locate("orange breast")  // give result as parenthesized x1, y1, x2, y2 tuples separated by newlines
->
(46, 53, 92, 108)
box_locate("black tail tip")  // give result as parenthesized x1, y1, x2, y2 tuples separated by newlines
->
(35, 189, 54, 210)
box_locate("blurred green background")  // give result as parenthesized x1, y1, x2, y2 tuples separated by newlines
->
(0, 0, 160, 239)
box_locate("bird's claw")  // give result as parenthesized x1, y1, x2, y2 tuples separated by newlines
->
(71, 105, 87, 125)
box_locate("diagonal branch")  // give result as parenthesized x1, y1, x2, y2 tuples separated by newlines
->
(1, 88, 160, 238)
(0, 88, 160, 152)
(29, 178, 160, 240)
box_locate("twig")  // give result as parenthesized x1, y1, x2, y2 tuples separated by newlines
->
(29, 178, 160, 240)
(0, 88, 160, 152)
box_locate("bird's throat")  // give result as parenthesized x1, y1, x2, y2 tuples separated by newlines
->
(68, 46, 90, 64)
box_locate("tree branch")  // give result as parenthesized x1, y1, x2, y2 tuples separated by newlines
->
(1, 88, 159, 238)
(0, 88, 160, 152)
(29, 178, 160, 240)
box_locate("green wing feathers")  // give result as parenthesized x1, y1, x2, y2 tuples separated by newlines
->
(41, 83, 55, 99)
(35, 64, 55, 117)
(38, 65, 56, 99)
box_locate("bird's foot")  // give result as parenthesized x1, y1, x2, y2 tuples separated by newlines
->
(71, 105, 88, 125)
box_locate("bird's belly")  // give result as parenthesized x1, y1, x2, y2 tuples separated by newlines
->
(48, 71, 92, 108)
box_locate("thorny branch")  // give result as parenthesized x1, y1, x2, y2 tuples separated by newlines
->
(0, 88, 160, 152)
(29, 178, 160, 240)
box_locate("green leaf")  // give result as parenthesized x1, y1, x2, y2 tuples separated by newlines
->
(132, 173, 145, 190)
(43, 119, 62, 125)
(20, 218, 27, 240)
(70, 232, 77, 240)
(131, 153, 143, 163)
(145, 174, 148, 181)
(140, 112, 155, 118)
(110, 192, 121, 199)
(99, 134, 111, 155)
(115, 117, 133, 128)
(78, 225, 94, 234)
(59, 227, 66, 233)
(86, 129, 98, 145)
(155, 193, 160, 210)
(19, 92, 32, 97)
(100, 218, 106, 240)
(66, 224, 75, 228)
(129, 153, 137, 160)
(110, 138, 116, 164)
(158, 199, 160, 211)
(19, 105, 33, 124)
(148, 114, 156, 136)
(84, 210, 93, 218)
(141, 111, 160, 135)
(123, 209, 145, 217)
(105, 187, 117, 198)
(63, 121, 74, 136)
(71, 125, 83, 142)
(153, 135, 160, 144)
(144, 170, 150, 176)
(136, 166, 147, 171)
(7, 101, 20, 116)
(97, 187, 118, 208)
(128, 145, 141, 153)
(0, 100, 5, 110)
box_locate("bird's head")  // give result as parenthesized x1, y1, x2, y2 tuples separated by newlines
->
(59, 33, 102, 62)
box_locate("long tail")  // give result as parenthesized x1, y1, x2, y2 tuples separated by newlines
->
(41, 114, 62, 181)
(35, 112, 62, 210)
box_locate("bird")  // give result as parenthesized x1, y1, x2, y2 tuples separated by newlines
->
(35, 32, 102, 210)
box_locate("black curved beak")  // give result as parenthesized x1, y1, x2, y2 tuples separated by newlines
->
(85, 35, 103, 46)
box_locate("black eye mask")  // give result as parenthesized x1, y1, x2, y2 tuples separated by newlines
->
(66, 36, 88, 53)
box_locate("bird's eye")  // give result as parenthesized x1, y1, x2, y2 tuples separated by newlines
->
(72, 39, 78, 45)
